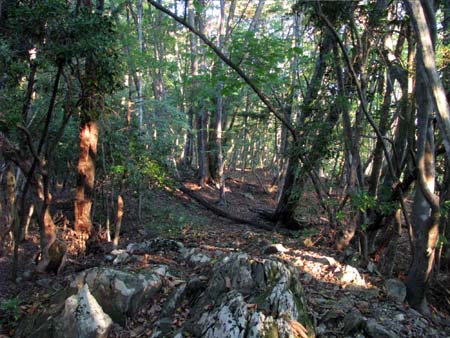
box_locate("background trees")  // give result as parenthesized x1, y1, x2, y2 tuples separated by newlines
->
(0, 0, 449, 314)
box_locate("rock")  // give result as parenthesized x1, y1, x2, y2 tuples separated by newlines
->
(394, 313, 405, 322)
(262, 243, 289, 255)
(184, 253, 315, 337)
(384, 279, 406, 303)
(161, 284, 187, 317)
(110, 249, 127, 256)
(70, 266, 167, 325)
(338, 265, 365, 285)
(313, 255, 337, 266)
(55, 284, 112, 338)
(155, 317, 173, 334)
(185, 276, 207, 296)
(364, 319, 399, 338)
(342, 309, 365, 334)
(126, 238, 184, 255)
(112, 251, 130, 265)
(181, 248, 212, 266)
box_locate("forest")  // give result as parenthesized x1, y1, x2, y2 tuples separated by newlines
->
(0, 0, 449, 337)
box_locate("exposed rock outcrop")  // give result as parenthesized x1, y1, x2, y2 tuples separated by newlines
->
(183, 253, 315, 338)
(54, 284, 113, 338)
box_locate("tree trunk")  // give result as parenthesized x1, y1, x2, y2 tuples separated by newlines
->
(74, 121, 98, 234)
(405, 42, 440, 313)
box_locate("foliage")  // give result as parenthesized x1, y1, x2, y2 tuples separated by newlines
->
(0, 296, 22, 329)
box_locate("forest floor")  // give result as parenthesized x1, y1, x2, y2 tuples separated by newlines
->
(1, 169, 450, 337)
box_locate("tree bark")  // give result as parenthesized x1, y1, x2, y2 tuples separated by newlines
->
(74, 121, 98, 234)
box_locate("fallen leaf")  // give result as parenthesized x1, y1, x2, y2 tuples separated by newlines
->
(289, 320, 309, 338)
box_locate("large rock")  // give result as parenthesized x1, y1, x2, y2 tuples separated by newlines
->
(184, 253, 315, 338)
(384, 279, 406, 303)
(70, 266, 168, 325)
(126, 238, 184, 255)
(54, 284, 113, 338)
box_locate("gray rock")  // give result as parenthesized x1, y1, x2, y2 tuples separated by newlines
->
(155, 317, 173, 334)
(263, 243, 288, 255)
(185, 253, 315, 338)
(126, 238, 184, 255)
(110, 249, 127, 256)
(343, 309, 365, 334)
(364, 319, 399, 338)
(394, 313, 405, 322)
(112, 251, 130, 265)
(384, 279, 406, 303)
(55, 284, 112, 338)
(70, 266, 167, 325)
(161, 284, 187, 317)
(185, 276, 207, 296)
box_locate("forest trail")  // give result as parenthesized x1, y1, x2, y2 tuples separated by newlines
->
(1, 170, 450, 337)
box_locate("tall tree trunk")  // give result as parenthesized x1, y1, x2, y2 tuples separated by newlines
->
(272, 29, 334, 227)
(74, 0, 103, 235)
(405, 3, 441, 310)
(74, 120, 98, 234)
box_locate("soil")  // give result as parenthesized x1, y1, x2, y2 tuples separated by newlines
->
(0, 168, 449, 337)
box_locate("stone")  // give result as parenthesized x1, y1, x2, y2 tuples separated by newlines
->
(342, 309, 365, 334)
(126, 238, 184, 255)
(70, 266, 167, 325)
(181, 248, 212, 266)
(110, 249, 127, 256)
(384, 279, 406, 303)
(394, 313, 405, 322)
(184, 253, 315, 338)
(55, 284, 112, 338)
(155, 317, 173, 334)
(161, 284, 187, 317)
(112, 251, 130, 265)
(338, 265, 365, 285)
(262, 243, 289, 255)
(364, 319, 399, 338)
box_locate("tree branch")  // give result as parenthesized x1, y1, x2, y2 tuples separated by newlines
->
(147, 0, 297, 139)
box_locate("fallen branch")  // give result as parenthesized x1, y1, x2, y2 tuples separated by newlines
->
(177, 185, 274, 231)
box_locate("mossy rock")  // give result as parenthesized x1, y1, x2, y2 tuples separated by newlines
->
(185, 253, 315, 338)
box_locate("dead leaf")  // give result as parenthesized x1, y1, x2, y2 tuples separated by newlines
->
(289, 320, 309, 338)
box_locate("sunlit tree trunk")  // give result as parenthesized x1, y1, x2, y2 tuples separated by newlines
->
(74, 0, 103, 235)
(74, 120, 98, 234)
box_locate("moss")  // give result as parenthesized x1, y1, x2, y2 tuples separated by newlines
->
(289, 280, 315, 338)
(263, 322, 279, 338)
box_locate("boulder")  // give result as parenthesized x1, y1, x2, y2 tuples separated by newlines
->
(54, 284, 113, 338)
(70, 266, 168, 324)
(126, 238, 184, 255)
(184, 253, 315, 337)
(384, 279, 406, 303)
